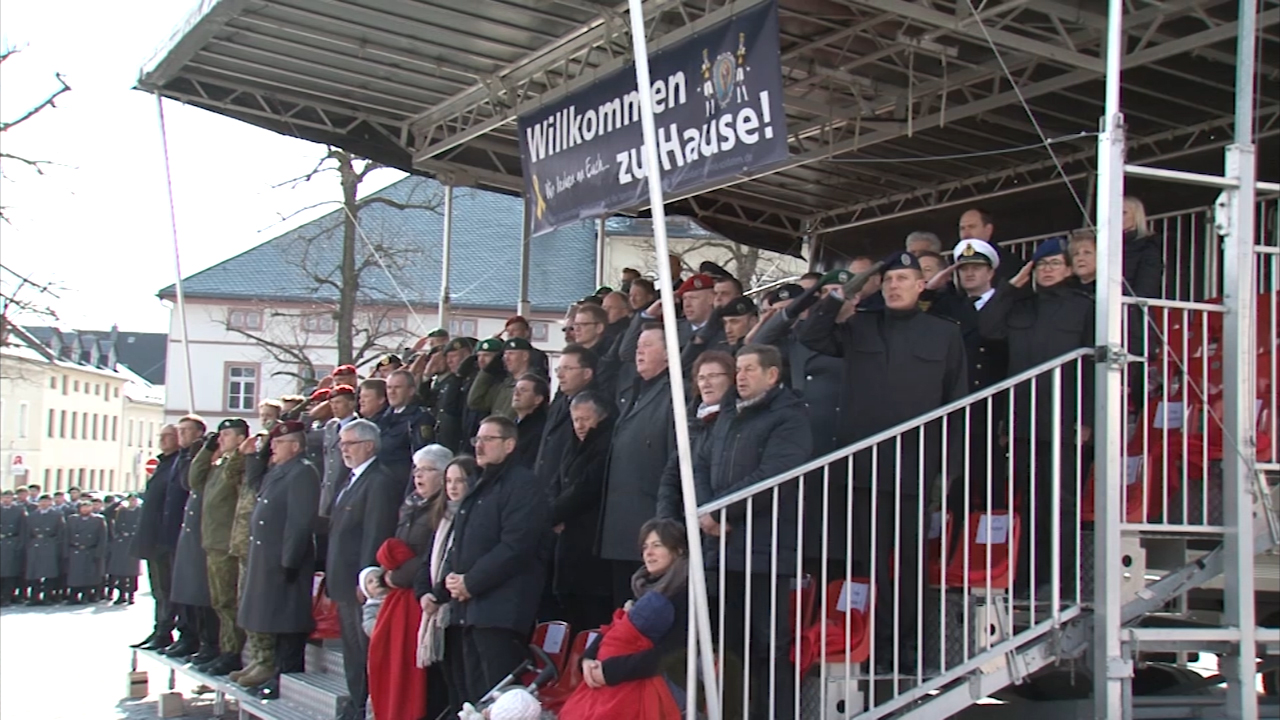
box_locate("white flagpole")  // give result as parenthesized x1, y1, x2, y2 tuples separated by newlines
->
(623, 1, 722, 716)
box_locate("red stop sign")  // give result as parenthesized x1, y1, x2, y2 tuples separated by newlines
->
(145, 457, 159, 476)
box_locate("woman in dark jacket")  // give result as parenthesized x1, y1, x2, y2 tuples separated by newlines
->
(655, 351, 736, 520)
(1122, 196, 1165, 299)
(581, 517, 690, 711)
(388, 445, 452, 590)
(549, 392, 616, 633)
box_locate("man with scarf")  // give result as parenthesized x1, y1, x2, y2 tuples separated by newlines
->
(420, 416, 550, 704)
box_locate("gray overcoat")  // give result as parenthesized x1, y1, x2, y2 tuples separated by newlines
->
(24, 509, 62, 581)
(0, 504, 25, 579)
(64, 513, 108, 587)
(108, 506, 143, 577)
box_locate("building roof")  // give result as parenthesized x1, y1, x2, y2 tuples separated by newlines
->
(7, 325, 165, 398)
(157, 177, 598, 313)
(22, 326, 169, 385)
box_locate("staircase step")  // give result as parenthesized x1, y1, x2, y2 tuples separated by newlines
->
(236, 696, 332, 720)
(303, 641, 346, 679)
(280, 672, 348, 718)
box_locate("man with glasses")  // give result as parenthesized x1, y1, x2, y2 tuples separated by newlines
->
(236, 421, 320, 698)
(420, 416, 550, 705)
(534, 346, 611, 488)
(979, 236, 1094, 597)
(326, 419, 402, 720)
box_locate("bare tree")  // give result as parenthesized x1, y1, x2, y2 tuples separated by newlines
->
(224, 148, 440, 383)
(623, 235, 793, 289)
(0, 47, 72, 223)
(0, 263, 60, 349)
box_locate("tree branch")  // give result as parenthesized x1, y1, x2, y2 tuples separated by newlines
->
(1, 72, 70, 134)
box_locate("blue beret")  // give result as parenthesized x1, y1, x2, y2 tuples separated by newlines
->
(1032, 236, 1069, 263)
(880, 251, 922, 275)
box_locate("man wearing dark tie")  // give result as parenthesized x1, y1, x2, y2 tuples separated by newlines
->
(326, 419, 403, 720)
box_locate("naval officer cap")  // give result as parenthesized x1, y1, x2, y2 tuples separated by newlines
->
(954, 238, 1000, 269)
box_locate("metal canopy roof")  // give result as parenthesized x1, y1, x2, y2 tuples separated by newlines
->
(139, 0, 1280, 256)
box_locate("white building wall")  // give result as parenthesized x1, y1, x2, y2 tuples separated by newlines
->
(163, 299, 566, 430)
(1, 352, 164, 495)
(602, 234, 809, 290)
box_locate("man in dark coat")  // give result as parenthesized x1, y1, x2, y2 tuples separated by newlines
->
(534, 346, 607, 489)
(599, 324, 676, 607)
(548, 393, 615, 632)
(320, 384, 360, 534)
(64, 501, 108, 604)
(107, 494, 142, 605)
(978, 237, 1094, 596)
(166, 415, 219, 664)
(422, 338, 476, 452)
(23, 495, 63, 606)
(237, 421, 320, 697)
(696, 344, 812, 720)
(378, 369, 436, 486)
(327, 418, 404, 720)
(419, 416, 550, 705)
(511, 374, 549, 469)
(0, 490, 25, 606)
(798, 252, 968, 670)
(130, 425, 183, 649)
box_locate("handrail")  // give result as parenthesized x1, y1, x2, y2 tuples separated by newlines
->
(696, 347, 1094, 514)
(1123, 296, 1228, 313)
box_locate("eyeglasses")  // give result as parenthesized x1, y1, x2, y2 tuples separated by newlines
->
(413, 466, 442, 475)
(471, 435, 508, 446)
(338, 439, 372, 448)
(1036, 259, 1068, 269)
(696, 371, 729, 383)
(557, 365, 585, 372)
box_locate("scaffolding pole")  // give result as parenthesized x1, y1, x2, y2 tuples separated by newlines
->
(623, 0, 722, 717)
(439, 184, 453, 330)
(1220, 0, 1260, 714)
(1092, 0, 1129, 714)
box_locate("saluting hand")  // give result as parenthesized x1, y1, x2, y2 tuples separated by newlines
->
(926, 263, 959, 291)
(1010, 261, 1034, 288)
(238, 436, 258, 455)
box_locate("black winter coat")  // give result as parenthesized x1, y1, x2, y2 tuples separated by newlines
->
(694, 386, 812, 575)
(158, 448, 194, 551)
(655, 404, 718, 520)
(133, 452, 178, 559)
(326, 460, 404, 605)
(755, 310, 846, 458)
(435, 460, 549, 633)
(978, 280, 1095, 441)
(513, 405, 548, 470)
(549, 416, 614, 597)
(238, 453, 320, 634)
(598, 373, 675, 561)
(1123, 230, 1165, 299)
(928, 290, 1010, 394)
(388, 492, 438, 589)
(534, 381, 612, 489)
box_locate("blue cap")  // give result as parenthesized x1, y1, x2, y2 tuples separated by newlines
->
(880, 251, 922, 275)
(628, 591, 676, 643)
(1032, 236, 1069, 263)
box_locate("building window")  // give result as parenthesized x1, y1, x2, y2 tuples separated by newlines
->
(78, 468, 85, 487)
(47, 409, 55, 438)
(60, 410, 67, 438)
(531, 321, 550, 343)
(377, 315, 408, 334)
(449, 317, 478, 338)
(113, 387, 119, 399)
(43, 469, 49, 487)
(148, 422, 154, 449)
(128, 419, 134, 447)
(301, 314, 336, 333)
(92, 414, 99, 441)
(89, 469, 96, 489)
(56, 469, 63, 490)
(81, 413, 87, 439)
(94, 384, 101, 396)
(49, 376, 57, 389)
(109, 469, 115, 489)
(112, 416, 118, 442)
(74, 379, 80, 392)
(17, 402, 28, 438)
(70, 411, 78, 439)
(299, 364, 336, 387)
(225, 364, 259, 412)
(228, 309, 264, 331)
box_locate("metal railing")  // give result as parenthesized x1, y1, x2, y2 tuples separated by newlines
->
(687, 350, 1093, 719)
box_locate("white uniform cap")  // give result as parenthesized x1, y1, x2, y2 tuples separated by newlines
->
(953, 238, 1000, 269)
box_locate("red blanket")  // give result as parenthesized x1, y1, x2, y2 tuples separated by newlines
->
(368, 539, 426, 720)
(558, 608, 682, 720)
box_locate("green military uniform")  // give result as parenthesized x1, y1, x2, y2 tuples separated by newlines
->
(228, 435, 275, 675)
(191, 431, 248, 659)
(466, 337, 544, 421)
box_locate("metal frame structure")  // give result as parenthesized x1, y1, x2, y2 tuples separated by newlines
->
(138, 0, 1280, 253)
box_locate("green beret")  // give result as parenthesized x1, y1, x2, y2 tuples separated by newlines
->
(446, 337, 474, 352)
(476, 338, 504, 353)
(426, 328, 449, 338)
(217, 418, 250, 433)
(820, 270, 853, 287)
(504, 337, 534, 352)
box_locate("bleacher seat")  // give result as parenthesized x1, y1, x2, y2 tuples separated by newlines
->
(538, 628, 599, 711)
(531, 620, 573, 677)
(943, 511, 1020, 591)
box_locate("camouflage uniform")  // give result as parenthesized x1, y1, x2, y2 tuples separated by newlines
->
(191, 445, 248, 655)
(229, 446, 275, 671)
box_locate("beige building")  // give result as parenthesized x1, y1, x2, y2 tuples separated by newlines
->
(1, 326, 166, 495)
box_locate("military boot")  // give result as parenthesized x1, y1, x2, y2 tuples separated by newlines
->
(234, 663, 275, 688)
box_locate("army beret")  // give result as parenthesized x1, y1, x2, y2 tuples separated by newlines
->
(881, 251, 923, 275)
(504, 337, 534, 352)
(426, 328, 449, 338)
(819, 269, 853, 287)
(446, 337, 474, 352)
(1032, 236, 1069, 262)
(329, 384, 356, 399)
(767, 283, 805, 304)
(954, 238, 1000, 269)
(505, 315, 529, 327)
(217, 418, 250, 433)
(267, 420, 307, 439)
(476, 338, 504, 353)
(594, 285, 613, 296)
(1, 490, 11, 497)
(676, 274, 715, 295)
(377, 354, 402, 368)
(721, 296, 758, 318)
(579, 295, 604, 306)
(333, 364, 358, 376)
(309, 388, 331, 403)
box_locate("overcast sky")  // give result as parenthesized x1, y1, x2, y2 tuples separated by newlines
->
(0, 0, 406, 334)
